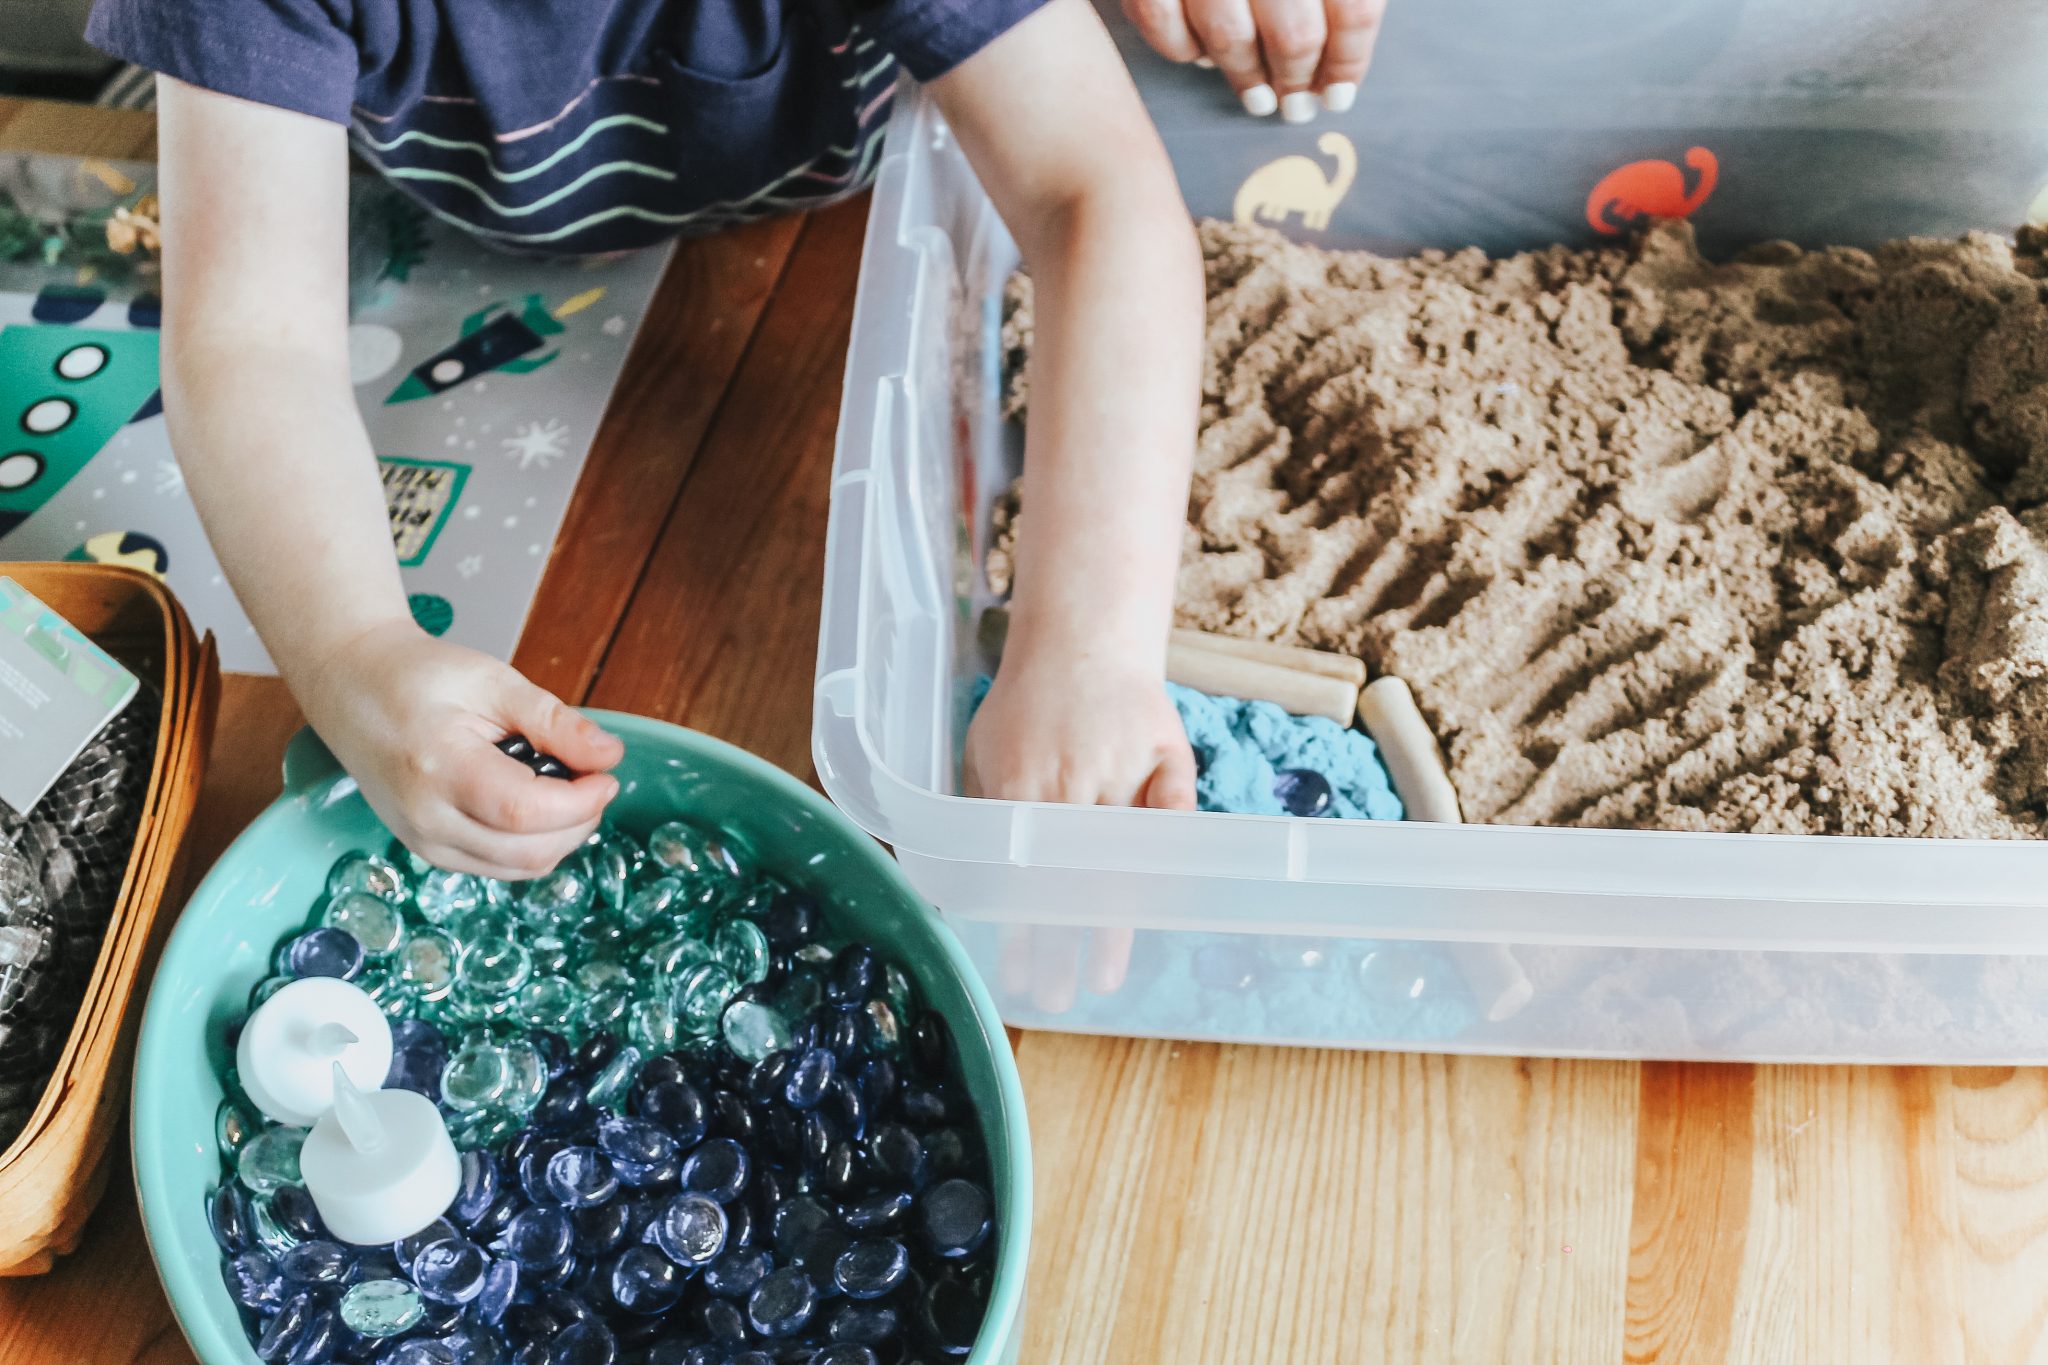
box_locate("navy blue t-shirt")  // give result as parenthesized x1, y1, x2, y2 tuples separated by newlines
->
(86, 0, 1044, 253)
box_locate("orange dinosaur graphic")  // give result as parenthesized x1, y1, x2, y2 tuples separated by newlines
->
(1585, 147, 1719, 234)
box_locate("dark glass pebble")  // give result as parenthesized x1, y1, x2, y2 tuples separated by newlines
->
(607, 1246, 686, 1316)
(760, 894, 819, 951)
(921, 1128, 971, 1182)
(855, 1060, 898, 1118)
(724, 1195, 758, 1250)
(748, 1051, 797, 1106)
(634, 1054, 686, 1092)
(573, 1034, 620, 1076)
(534, 1078, 594, 1135)
(383, 1340, 457, 1365)
(542, 1291, 603, 1330)
(785, 1049, 835, 1111)
(207, 1183, 251, 1255)
(453, 1151, 501, 1225)
(707, 1090, 755, 1144)
(531, 1253, 585, 1289)
(867, 1126, 926, 1193)
(830, 947, 879, 1005)
(413, 1237, 490, 1304)
(548, 1318, 615, 1365)
(223, 1249, 284, 1311)
(832, 1241, 909, 1301)
(349, 1248, 404, 1284)
(811, 1348, 878, 1365)
(271, 1183, 327, 1241)
(747, 1268, 818, 1338)
(572, 1203, 635, 1259)
(386, 1044, 446, 1104)
(256, 1289, 315, 1362)
(505, 1301, 564, 1344)
(918, 1180, 991, 1260)
(800, 1112, 835, 1169)
(279, 1239, 353, 1285)
(596, 1116, 676, 1168)
(679, 1138, 749, 1204)
(472, 1256, 520, 1327)
(283, 1307, 338, 1365)
(503, 1208, 576, 1267)
(1272, 766, 1335, 818)
(822, 1010, 862, 1063)
(702, 1246, 773, 1299)
(286, 926, 366, 981)
(418, 1298, 469, 1334)
(919, 1274, 982, 1358)
(839, 1192, 912, 1235)
(899, 1088, 950, 1129)
(824, 1075, 865, 1141)
(771, 1197, 833, 1265)
(637, 1081, 709, 1146)
(534, 1030, 573, 1080)
(820, 1141, 860, 1198)
(471, 1188, 524, 1242)
(763, 1108, 803, 1165)
(610, 1154, 680, 1190)
(909, 1017, 949, 1075)
(700, 1299, 748, 1343)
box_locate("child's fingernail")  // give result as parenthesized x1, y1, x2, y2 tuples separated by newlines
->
(1280, 90, 1318, 124)
(1193, 55, 1216, 69)
(1322, 81, 1357, 113)
(1240, 83, 1278, 117)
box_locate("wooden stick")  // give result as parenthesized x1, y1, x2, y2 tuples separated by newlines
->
(979, 607, 1363, 723)
(1355, 676, 1462, 823)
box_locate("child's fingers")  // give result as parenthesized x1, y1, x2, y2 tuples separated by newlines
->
(1187, 0, 1276, 115)
(1140, 742, 1200, 812)
(1252, 0, 1329, 117)
(450, 742, 618, 835)
(998, 925, 1036, 999)
(1313, 0, 1385, 108)
(1030, 927, 1084, 1015)
(1086, 928, 1136, 995)
(499, 681, 624, 774)
(403, 813, 598, 883)
(1124, 0, 1205, 63)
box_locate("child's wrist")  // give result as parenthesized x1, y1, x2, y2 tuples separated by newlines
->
(1003, 603, 1166, 678)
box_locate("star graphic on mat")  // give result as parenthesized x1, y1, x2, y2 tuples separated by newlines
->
(154, 460, 185, 495)
(457, 555, 484, 579)
(502, 419, 570, 470)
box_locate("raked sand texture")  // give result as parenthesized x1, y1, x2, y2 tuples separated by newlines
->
(994, 220, 2048, 837)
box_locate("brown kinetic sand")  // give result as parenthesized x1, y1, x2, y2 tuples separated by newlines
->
(993, 220, 2048, 837)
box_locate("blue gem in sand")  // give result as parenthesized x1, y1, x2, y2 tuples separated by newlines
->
(1272, 766, 1335, 817)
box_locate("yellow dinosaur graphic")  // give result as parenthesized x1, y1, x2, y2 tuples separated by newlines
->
(2030, 180, 2048, 226)
(1233, 132, 1358, 233)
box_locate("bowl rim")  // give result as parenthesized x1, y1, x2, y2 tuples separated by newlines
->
(132, 709, 1032, 1364)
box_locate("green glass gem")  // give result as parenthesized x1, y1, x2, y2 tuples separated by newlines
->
(249, 1194, 302, 1256)
(575, 958, 634, 994)
(325, 891, 408, 957)
(441, 989, 516, 1028)
(388, 840, 439, 879)
(586, 1044, 642, 1112)
(639, 933, 714, 981)
(456, 935, 533, 998)
(367, 973, 418, 1017)
(327, 852, 408, 904)
(628, 995, 683, 1055)
(882, 963, 915, 1017)
(674, 961, 739, 1035)
(582, 835, 638, 909)
(795, 943, 835, 967)
(582, 983, 633, 1037)
(518, 975, 584, 1034)
(412, 869, 485, 925)
(216, 1097, 258, 1157)
(712, 919, 770, 985)
(235, 1126, 307, 1196)
(518, 868, 593, 927)
(863, 999, 902, 1055)
(441, 1037, 511, 1112)
(451, 906, 519, 948)
(569, 917, 627, 964)
(778, 967, 825, 1018)
(248, 975, 293, 1009)
(646, 821, 744, 890)
(621, 877, 684, 933)
(339, 1279, 426, 1338)
(498, 1037, 549, 1114)
(721, 999, 792, 1064)
(528, 930, 574, 978)
(399, 928, 458, 1001)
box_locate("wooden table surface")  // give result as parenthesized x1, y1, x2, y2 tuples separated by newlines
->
(6, 97, 2048, 1365)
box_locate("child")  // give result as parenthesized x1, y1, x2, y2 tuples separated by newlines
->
(80, 0, 1250, 882)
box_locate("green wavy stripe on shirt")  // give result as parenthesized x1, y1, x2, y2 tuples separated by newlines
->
(844, 55, 893, 87)
(356, 114, 670, 182)
(380, 158, 678, 216)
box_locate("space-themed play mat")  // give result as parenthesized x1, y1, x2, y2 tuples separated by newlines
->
(0, 151, 670, 672)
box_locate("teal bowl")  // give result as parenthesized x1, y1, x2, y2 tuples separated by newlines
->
(133, 711, 1031, 1363)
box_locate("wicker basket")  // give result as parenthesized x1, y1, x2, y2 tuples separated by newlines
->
(0, 562, 217, 1275)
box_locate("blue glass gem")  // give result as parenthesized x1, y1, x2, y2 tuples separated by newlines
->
(279, 1238, 353, 1285)
(412, 1237, 490, 1304)
(571, 1202, 634, 1259)
(606, 1245, 686, 1316)
(470, 1188, 524, 1243)
(594, 1115, 674, 1169)
(785, 1048, 835, 1110)
(533, 1077, 593, 1135)
(832, 1240, 909, 1300)
(547, 1318, 616, 1365)
(472, 1256, 520, 1327)
(701, 1247, 772, 1300)
(545, 1146, 618, 1208)
(452, 1151, 500, 1226)
(223, 1248, 285, 1311)
(282, 1308, 338, 1365)
(285, 926, 366, 981)
(382, 1341, 459, 1365)
(830, 946, 879, 1004)
(760, 893, 818, 950)
(900, 1086, 952, 1128)
(1272, 766, 1335, 817)
(207, 1183, 251, 1255)
(386, 1043, 447, 1103)
(707, 1090, 755, 1144)
(841, 1192, 913, 1235)
(502, 1208, 575, 1267)
(396, 1218, 461, 1270)
(678, 1138, 749, 1204)
(919, 1179, 992, 1259)
(255, 1289, 315, 1362)
(868, 1125, 926, 1192)
(811, 1347, 879, 1365)
(446, 1325, 508, 1365)
(772, 1197, 832, 1266)
(651, 1194, 728, 1268)
(920, 1273, 984, 1357)
(923, 1127, 972, 1181)
(700, 1299, 748, 1343)
(910, 1015, 950, 1073)
(826, 1300, 900, 1347)
(746, 1267, 818, 1338)
(634, 1080, 707, 1145)
(350, 1248, 404, 1284)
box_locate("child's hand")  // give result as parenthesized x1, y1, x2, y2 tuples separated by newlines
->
(964, 646, 1197, 1012)
(293, 620, 623, 881)
(1124, 0, 1387, 120)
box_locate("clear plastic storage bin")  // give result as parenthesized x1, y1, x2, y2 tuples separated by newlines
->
(813, 3, 2048, 1063)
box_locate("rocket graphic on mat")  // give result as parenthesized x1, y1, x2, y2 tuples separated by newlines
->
(0, 323, 162, 540)
(385, 287, 606, 404)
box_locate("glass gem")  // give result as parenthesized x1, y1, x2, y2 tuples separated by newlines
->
(517, 869, 592, 927)
(580, 984, 633, 1039)
(674, 962, 739, 1035)
(920, 1273, 985, 1356)
(207, 1183, 251, 1255)
(516, 975, 582, 1035)
(456, 936, 533, 998)
(700, 1298, 747, 1343)
(532, 1076, 594, 1135)
(452, 1150, 500, 1225)
(1273, 766, 1335, 817)
(701, 1246, 772, 1300)
(638, 933, 713, 981)
(217, 1097, 259, 1157)
(270, 1183, 326, 1241)
(248, 975, 294, 1010)
(413, 869, 485, 925)
(381, 1341, 458, 1365)
(255, 1289, 315, 1363)
(635, 1080, 707, 1144)
(280, 1238, 353, 1284)
(760, 894, 818, 951)
(399, 929, 459, 1000)
(830, 946, 879, 1004)
(545, 1146, 619, 1207)
(571, 1202, 633, 1259)
(595, 1116, 675, 1168)
(608, 1245, 686, 1316)
(785, 1048, 835, 1111)
(1356, 943, 1436, 1019)
(397, 1218, 462, 1268)
(861, 1000, 901, 1056)
(453, 906, 519, 948)
(250, 1195, 303, 1256)
(745, 1267, 817, 1338)
(328, 852, 408, 904)
(338, 1278, 426, 1337)
(712, 920, 770, 985)
(832, 1240, 909, 1300)
(619, 878, 683, 933)
(679, 1138, 749, 1205)
(472, 1257, 520, 1327)
(813, 1347, 879, 1365)
(236, 1126, 307, 1196)
(627, 996, 682, 1056)
(919, 1178, 992, 1259)
(441, 1038, 511, 1112)
(652, 1194, 727, 1268)
(386, 1043, 445, 1103)
(503, 1207, 575, 1266)
(500, 1036, 550, 1114)
(585, 1044, 642, 1112)
(842, 1192, 913, 1235)
(449, 1110, 521, 1153)
(582, 835, 638, 910)
(350, 1248, 404, 1283)
(223, 1248, 285, 1310)
(549, 1318, 618, 1365)
(324, 891, 408, 957)
(646, 822, 741, 886)
(412, 1237, 489, 1304)
(910, 1015, 950, 1073)
(719, 1000, 791, 1065)
(284, 926, 366, 981)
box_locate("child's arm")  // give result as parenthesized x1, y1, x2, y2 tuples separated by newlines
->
(157, 78, 621, 879)
(941, 0, 1201, 823)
